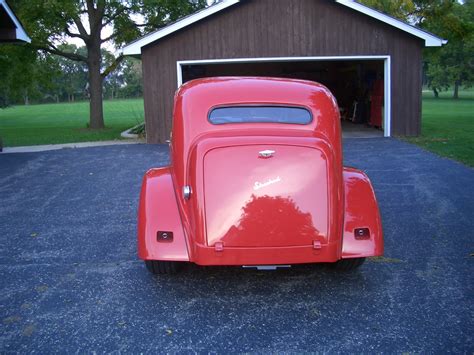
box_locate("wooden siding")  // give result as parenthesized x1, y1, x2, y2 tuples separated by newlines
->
(142, 0, 424, 143)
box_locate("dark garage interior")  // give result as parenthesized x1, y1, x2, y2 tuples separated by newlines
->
(181, 60, 385, 137)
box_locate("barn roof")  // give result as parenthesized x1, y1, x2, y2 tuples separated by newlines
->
(122, 0, 446, 56)
(0, 0, 31, 43)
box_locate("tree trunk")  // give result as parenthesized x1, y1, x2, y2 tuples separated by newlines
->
(24, 89, 29, 105)
(87, 42, 105, 129)
(453, 80, 460, 99)
(433, 88, 439, 98)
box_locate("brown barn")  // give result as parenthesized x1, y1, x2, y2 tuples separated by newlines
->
(122, 0, 445, 143)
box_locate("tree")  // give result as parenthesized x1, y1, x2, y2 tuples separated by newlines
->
(358, 0, 416, 21)
(102, 48, 123, 100)
(120, 58, 143, 98)
(359, 0, 453, 25)
(360, 0, 474, 98)
(53, 44, 88, 102)
(423, 1, 474, 98)
(11, 0, 206, 128)
(0, 45, 37, 106)
(0, 45, 61, 106)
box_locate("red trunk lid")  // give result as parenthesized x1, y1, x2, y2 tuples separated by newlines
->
(203, 144, 328, 247)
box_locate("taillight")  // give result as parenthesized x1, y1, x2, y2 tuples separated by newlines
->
(354, 228, 370, 240)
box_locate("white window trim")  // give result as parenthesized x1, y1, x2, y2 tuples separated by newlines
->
(177, 55, 391, 137)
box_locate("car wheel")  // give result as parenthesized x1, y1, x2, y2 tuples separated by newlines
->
(331, 257, 366, 271)
(145, 260, 181, 274)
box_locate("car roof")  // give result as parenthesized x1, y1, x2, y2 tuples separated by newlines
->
(177, 77, 333, 108)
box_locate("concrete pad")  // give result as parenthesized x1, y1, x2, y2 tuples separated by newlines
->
(341, 120, 384, 138)
(1, 139, 146, 154)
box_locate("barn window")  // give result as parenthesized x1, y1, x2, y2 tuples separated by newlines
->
(209, 106, 312, 125)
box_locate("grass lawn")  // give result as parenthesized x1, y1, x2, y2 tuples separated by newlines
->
(0, 99, 144, 147)
(406, 89, 474, 167)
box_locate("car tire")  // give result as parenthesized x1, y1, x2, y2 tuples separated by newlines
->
(145, 260, 181, 275)
(331, 257, 366, 271)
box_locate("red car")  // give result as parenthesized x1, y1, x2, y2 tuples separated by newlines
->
(138, 77, 383, 274)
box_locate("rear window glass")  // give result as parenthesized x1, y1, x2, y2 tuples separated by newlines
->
(209, 106, 312, 125)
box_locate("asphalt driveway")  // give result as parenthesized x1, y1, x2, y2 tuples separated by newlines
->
(0, 138, 472, 352)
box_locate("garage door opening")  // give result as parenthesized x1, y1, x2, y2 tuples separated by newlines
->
(177, 56, 390, 137)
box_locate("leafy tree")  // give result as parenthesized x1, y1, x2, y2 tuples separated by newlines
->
(53, 44, 88, 102)
(359, 0, 453, 25)
(0, 45, 61, 106)
(11, 0, 207, 128)
(102, 48, 123, 100)
(358, 0, 416, 21)
(0, 46, 36, 105)
(35, 52, 65, 103)
(360, 0, 473, 98)
(0, 46, 29, 107)
(423, 1, 474, 98)
(120, 57, 143, 98)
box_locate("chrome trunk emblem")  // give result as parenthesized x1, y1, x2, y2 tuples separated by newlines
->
(258, 149, 275, 158)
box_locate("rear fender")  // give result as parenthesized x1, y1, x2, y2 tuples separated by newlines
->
(137, 168, 189, 261)
(342, 167, 384, 258)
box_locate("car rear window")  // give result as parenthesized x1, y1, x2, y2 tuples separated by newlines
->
(209, 106, 312, 125)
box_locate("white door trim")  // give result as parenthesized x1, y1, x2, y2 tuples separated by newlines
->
(176, 55, 391, 137)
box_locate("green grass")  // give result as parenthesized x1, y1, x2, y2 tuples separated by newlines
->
(0, 99, 144, 147)
(406, 89, 474, 167)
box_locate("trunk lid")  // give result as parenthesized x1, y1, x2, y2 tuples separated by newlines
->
(203, 144, 328, 247)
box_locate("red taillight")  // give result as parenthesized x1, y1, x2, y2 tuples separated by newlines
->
(157, 231, 173, 243)
(354, 228, 370, 240)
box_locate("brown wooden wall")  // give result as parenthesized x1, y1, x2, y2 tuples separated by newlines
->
(142, 0, 424, 143)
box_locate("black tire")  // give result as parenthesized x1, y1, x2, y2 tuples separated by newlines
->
(331, 257, 366, 271)
(145, 260, 181, 275)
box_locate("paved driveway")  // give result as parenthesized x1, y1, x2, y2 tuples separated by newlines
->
(0, 139, 472, 352)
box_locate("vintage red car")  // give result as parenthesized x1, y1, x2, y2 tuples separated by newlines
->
(138, 77, 383, 274)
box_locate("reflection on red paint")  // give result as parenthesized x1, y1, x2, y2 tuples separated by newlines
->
(220, 194, 320, 247)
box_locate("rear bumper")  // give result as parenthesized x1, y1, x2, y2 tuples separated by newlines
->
(191, 242, 340, 266)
